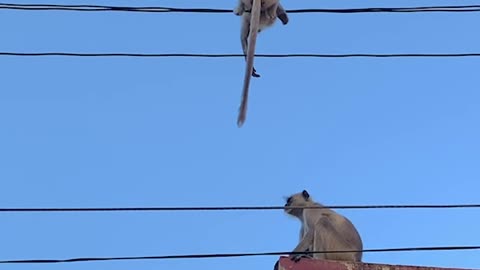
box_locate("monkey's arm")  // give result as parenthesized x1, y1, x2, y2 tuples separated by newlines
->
(292, 229, 313, 252)
(299, 225, 304, 242)
(290, 228, 314, 261)
(297, 225, 314, 259)
(240, 15, 249, 57)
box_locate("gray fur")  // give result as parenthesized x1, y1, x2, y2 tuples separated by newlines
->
(233, 0, 288, 127)
(284, 190, 363, 262)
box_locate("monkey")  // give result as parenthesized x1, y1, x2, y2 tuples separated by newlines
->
(284, 190, 363, 262)
(234, 0, 289, 127)
(234, 0, 288, 78)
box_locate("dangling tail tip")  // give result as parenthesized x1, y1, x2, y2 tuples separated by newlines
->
(237, 118, 245, 127)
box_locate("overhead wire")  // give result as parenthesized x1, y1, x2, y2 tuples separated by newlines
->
(0, 246, 479, 264)
(1, 3, 480, 13)
(1, 52, 480, 58)
(1, 204, 480, 212)
(0, 2, 478, 267)
(1, 4, 479, 58)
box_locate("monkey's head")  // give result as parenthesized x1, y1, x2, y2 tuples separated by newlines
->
(284, 190, 312, 218)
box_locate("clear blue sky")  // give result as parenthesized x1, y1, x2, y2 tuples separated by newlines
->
(1, 0, 479, 269)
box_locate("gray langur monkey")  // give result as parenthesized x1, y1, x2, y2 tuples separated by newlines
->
(284, 190, 363, 262)
(234, 0, 289, 127)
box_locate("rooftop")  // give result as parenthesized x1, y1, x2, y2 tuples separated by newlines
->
(276, 256, 476, 270)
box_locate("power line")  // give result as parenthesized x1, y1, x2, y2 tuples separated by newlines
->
(1, 3, 480, 13)
(1, 52, 480, 58)
(1, 204, 480, 212)
(0, 246, 479, 264)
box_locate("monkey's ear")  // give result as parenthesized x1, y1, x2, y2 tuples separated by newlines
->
(302, 190, 310, 199)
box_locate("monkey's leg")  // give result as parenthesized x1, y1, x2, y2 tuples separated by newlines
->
(246, 50, 261, 77)
(314, 218, 360, 261)
(237, 0, 261, 127)
(240, 14, 261, 78)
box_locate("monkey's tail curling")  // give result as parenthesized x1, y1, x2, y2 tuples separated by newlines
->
(237, 0, 261, 128)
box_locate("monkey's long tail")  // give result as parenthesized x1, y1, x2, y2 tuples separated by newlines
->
(237, 0, 260, 127)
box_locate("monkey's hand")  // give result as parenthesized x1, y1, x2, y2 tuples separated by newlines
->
(233, 7, 243, 16)
(290, 254, 303, 262)
(289, 254, 311, 263)
(290, 230, 314, 262)
(290, 253, 313, 262)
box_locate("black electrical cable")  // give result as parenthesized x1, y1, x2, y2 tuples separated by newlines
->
(1, 52, 480, 58)
(1, 246, 479, 264)
(1, 3, 480, 13)
(1, 204, 480, 212)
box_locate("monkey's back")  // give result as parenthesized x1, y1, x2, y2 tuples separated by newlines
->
(306, 205, 363, 262)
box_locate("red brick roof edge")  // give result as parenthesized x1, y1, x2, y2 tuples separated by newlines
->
(277, 256, 477, 270)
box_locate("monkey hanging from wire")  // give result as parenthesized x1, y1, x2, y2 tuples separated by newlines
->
(234, 0, 289, 127)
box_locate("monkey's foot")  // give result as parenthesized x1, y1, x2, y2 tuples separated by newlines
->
(278, 13, 289, 25)
(252, 67, 261, 78)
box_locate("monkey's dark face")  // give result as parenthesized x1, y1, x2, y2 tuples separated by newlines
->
(284, 190, 311, 218)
